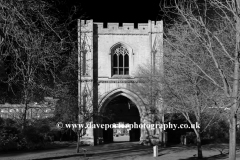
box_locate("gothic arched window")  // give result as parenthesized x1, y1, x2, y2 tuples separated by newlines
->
(112, 45, 129, 75)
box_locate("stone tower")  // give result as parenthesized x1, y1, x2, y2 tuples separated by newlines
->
(78, 20, 164, 145)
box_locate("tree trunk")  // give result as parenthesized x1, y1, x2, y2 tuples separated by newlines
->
(23, 102, 27, 129)
(229, 1, 240, 159)
(22, 88, 28, 130)
(76, 131, 80, 153)
(196, 133, 203, 159)
(229, 8, 240, 158)
(229, 113, 237, 160)
(192, 121, 203, 159)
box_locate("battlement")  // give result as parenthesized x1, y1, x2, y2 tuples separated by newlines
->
(80, 20, 163, 35)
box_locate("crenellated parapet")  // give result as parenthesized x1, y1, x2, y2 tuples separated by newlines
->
(80, 20, 93, 32)
(79, 20, 163, 35)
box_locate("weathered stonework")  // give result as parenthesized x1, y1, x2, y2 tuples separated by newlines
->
(78, 20, 163, 145)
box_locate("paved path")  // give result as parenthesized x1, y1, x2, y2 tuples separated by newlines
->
(0, 142, 240, 160)
(113, 135, 129, 142)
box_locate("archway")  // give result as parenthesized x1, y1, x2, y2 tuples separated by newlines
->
(101, 95, 141, 143)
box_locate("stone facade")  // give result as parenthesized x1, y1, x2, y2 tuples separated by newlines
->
(78, 20, 164, 145)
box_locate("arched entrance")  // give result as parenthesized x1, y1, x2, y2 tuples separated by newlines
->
(101, 95, 141, 143)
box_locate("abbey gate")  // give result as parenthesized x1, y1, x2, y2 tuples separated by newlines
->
(78, 20, 164, 145)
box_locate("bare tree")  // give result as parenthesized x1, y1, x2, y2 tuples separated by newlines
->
(0, 0, 72, 128)
(162, 0, 240, 159)
(132, 64, 165, 145)
(164, 35, 225, 158)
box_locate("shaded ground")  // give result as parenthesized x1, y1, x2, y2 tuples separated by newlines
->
(0, 142, 146, 160)
(0, 142, 240, 160)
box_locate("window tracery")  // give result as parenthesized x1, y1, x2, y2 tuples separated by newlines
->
(112, 45, 129, 75)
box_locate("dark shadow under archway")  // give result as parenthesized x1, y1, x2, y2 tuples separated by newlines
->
(102, 95, 140, 143)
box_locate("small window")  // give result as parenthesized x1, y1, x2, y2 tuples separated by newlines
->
(112, 45, 129, 75)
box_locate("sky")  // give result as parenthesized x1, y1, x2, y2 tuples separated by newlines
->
(75, 0, 162, 23)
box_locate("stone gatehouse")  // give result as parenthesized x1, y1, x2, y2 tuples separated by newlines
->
(78, 20, 164, 145)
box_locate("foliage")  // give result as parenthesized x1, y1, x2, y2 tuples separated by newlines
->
(205, 119, 229, 143)
(0, 118, 20, 151)
(0, 117, 60, 151)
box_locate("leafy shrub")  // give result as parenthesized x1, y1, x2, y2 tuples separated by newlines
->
(0, 118, 54, 151)
(203, 119, 229, 143)
(0, 118, 21, 151)
(22, 126, 44, 144)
